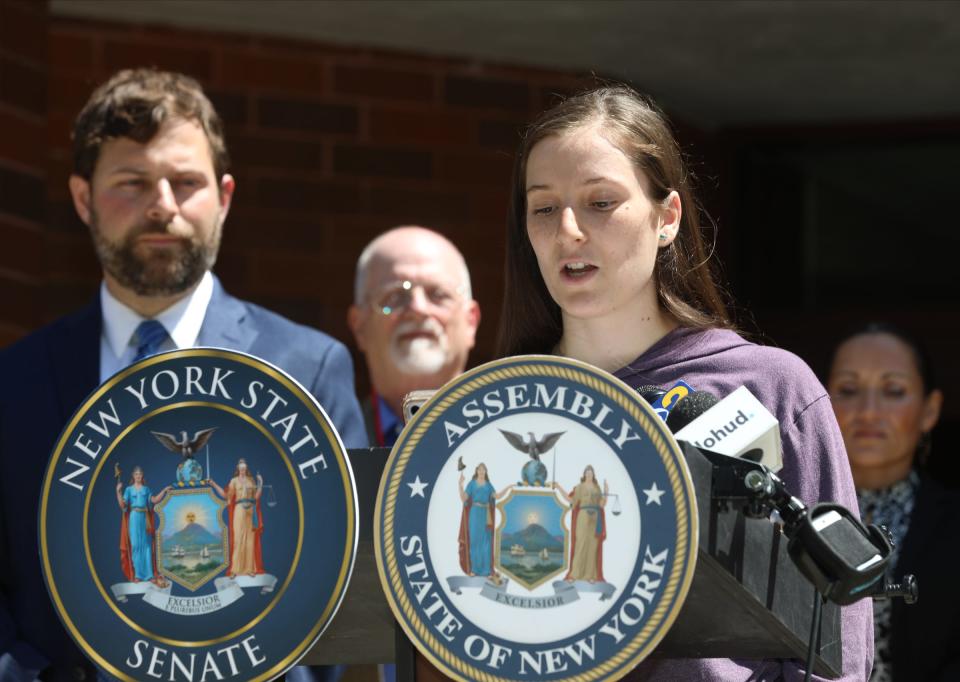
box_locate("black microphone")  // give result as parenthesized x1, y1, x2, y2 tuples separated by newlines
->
(635, 384, 666, 405)
(665, 391, 719, 433)
(667, 393, 903, 606)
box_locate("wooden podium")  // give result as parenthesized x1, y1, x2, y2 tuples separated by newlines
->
(303, 445, 842, 679)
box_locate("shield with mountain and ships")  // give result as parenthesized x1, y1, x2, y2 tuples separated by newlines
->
(496, 488, 568, 589)
(155, 487, 227, 590)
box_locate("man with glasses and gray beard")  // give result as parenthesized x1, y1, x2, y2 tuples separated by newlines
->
(344, 226, 479, 682)
(348, 226, 481, 449)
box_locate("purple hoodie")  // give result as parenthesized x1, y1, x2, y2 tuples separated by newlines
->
(614, 326, 873, 682)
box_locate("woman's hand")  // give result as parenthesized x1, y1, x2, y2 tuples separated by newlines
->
(207, 478, 225, 498)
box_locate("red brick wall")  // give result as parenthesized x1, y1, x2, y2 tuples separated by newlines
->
(0, 0, 47, 347)
(42, 17, 594, 389)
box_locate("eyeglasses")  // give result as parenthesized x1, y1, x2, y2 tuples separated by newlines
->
(369, 279, 463, 316)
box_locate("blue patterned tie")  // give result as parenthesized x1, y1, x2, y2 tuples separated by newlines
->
(132, 319, 169, 363)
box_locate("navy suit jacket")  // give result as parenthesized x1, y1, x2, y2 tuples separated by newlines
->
(0, 278, 366, 681)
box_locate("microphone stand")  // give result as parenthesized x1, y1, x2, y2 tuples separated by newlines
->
(691, 444, 917, 682)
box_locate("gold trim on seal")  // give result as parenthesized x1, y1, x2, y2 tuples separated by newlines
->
(82, 401, 304, 646)
(39, 348, 358, 682)
(374, 355, 699, 682)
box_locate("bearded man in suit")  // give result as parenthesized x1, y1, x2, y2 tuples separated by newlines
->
(0, 68, 365, 682)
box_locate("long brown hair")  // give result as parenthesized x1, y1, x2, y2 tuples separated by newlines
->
(496, 85, 732, 357)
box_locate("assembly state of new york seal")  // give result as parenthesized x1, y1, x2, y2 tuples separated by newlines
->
(375, 356, 699, 682)
(39, 349, 358, 682)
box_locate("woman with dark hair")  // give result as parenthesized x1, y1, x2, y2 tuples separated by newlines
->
(497, 85, 871, 680)
(828, 323, 956, 681)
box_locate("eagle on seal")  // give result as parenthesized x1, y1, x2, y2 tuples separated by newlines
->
(151, 428, 218, 483)
(498, 430, 565, 486)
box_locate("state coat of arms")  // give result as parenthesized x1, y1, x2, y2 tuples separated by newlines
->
(375, 356, 698, 682)
(40, 349, 358, 681)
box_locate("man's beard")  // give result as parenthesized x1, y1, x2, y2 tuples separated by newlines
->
(389, 318, 449, 376)
(89, 210, 220, 296)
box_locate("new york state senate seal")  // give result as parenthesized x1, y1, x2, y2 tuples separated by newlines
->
(374, 356, 699, 682)
(40, 349, 358, 681)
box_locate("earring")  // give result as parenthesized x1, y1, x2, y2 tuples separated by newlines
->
(658, 233, 668, 241)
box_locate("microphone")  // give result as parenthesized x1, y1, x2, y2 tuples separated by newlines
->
(636, 385, 667, 422)
(637, 380, 693, 423)
(665, 391, 719, 432)
(636, 384, 666, 403)
(667, 391, 904, 607)
(670, 387, 783, 472)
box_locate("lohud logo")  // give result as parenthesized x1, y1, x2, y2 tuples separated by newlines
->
(40, 349, 357, 681)
(375, 356, 698, 682)
(672, 386, 783, 471)
(691, 408, 753, 450)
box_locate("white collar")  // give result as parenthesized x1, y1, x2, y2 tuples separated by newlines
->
(100, 271, 215, 358)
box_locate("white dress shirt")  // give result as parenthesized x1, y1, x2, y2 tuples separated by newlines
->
(99, 271, 215, 383)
